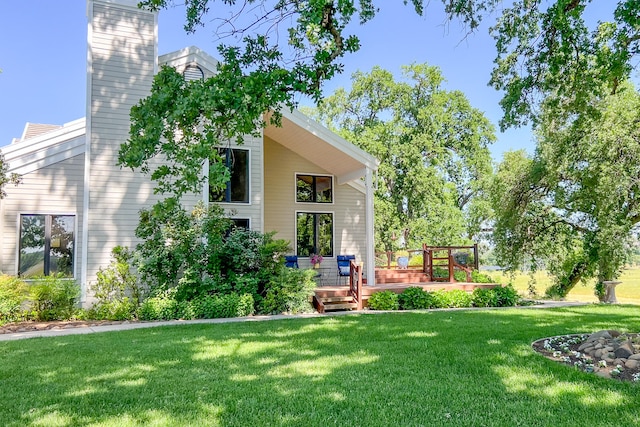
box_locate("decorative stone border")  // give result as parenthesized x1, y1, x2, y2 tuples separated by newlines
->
(532, 330, 640, 382)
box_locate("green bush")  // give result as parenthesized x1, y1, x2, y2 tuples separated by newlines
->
(453, 270, 468, 282)
(493, 284, 520, 307)
(430, 290, 448, 308)
(367, 290, 399, 310)
(471, 285, 520, 307)
(90, 247, 141, 320)
(260, 268, 316, 314)
(88, 298, 138, 321)
(398, 287, 432, 310)
(137, 289, 177, 320)
(429, 289, 472, 308)
(138, 290, 255, 321)
(432, 267, 449, 279)
(191, 293, 255, 319)
(29, 275, 81, 321)
(471, 270, 495, 283)
(443, 289, 473, 308)
(0, 275, 29, 323)
(471, 287, 496, 307)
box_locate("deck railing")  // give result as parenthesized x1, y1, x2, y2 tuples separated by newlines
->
(349, 260, 363, 310)
(375, 249, 424, 270)
(376, 244, 479, 283)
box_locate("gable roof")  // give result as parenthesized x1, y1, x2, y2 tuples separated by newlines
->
(2, 118, 86, 174)
(2, 46, 377, 183)
(265, 108, 378, 184)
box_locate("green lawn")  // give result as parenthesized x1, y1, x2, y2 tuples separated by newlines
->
(1, 306, 640, 426)
(491, 267, 640, 304)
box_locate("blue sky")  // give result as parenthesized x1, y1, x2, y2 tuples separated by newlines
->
(1, 1, 541, 160)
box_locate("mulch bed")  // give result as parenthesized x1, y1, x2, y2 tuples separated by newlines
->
(0, 320, 136, 334)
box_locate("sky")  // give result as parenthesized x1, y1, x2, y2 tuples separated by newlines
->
(0, 1, 597, 161)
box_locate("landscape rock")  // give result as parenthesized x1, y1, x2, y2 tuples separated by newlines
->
(614, 341, 635, 359)
(588, 331, 612, 342)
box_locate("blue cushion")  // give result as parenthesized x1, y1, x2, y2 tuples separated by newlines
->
(338, 265, 350, 276)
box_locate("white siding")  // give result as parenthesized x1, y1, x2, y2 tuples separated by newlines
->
(263, 137, 367, 274)
(0, 155, 85, 277)
(85, 2, 159, 295)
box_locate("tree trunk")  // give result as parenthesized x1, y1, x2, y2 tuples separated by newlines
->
(545, 259, 589, 298)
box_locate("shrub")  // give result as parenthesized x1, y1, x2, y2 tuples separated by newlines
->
(89, 298, 138, 321)
(260, 268, 316, 314)
(453, 270, 468, 282)
(29, 275, 80, 321)
(430, 289, 472, 308)
(398, 287, 432, 310)
(137, 289, 179, 321)
(430, 290, 448, 308)
(135, 200, 231, 293)
(0, 275, 29, 323)
(443, 289, 473, 308)
(471, 270, 495, 283)
(432, 267, 449, 279)
(471, 287, 496, 307)
(191, 293, 255, 319)
(138, 290, 255, 321)
(90, 246, 141, 320)
(367, 290, 399, 310)
(471, 285, 520, 307)
(493, 284, 520, 307)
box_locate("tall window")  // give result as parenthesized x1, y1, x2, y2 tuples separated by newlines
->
(210, 148, 249, 203)
(19, 214, 75, 278)
(296, 212, 333, 257)
(296, 174, 332, 203)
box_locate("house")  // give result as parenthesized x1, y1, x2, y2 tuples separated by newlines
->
(0, 0, 378, 305)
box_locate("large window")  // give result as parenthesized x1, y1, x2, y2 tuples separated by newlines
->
(296, 212, 333, 257)
(210, 148, 249, 203)
(18, 214, 75, 278)
(296, 174, 332, 203)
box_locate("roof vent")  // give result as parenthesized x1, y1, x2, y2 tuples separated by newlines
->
(183, 64, 204, 81)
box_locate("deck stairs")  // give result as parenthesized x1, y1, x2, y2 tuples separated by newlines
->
(313, 287, 358, 313)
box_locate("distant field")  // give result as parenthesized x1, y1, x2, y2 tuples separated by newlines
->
(490, 267, 640, 305)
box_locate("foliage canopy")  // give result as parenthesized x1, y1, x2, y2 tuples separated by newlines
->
(491, 82, 640, 298)
(311, 64, 495, 249)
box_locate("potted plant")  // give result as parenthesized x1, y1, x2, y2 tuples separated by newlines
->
(310, 253, 323, 269)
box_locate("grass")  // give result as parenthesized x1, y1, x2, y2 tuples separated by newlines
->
(1, 306, 640, 426)
(490, 266, 640, 304)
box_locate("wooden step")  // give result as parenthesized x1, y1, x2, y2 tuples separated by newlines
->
(323, 302, 358, 311)
(320, 296, 354, 303)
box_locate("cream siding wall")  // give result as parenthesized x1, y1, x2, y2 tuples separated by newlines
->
(85, 2, 159, 296)
(0, 155, 85, 277)
(263, 137, 367, 275)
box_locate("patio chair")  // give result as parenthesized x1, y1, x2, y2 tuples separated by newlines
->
(336, 255, 355, 285)
(284, 255, 299, 268)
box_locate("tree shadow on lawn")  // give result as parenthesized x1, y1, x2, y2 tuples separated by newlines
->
(1, 305, 640, 426)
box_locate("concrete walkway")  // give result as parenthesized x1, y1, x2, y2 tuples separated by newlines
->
(0, 300, 589, 342)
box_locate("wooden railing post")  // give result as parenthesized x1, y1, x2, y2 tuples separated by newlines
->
(448, 249, 455, 282)
(349, 260, 363, 310)
(473, 243, 479, 271)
